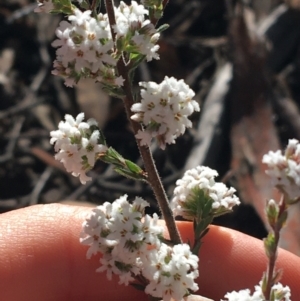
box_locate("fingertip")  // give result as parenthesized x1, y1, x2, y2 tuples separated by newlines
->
(1, 205, 300, 301)
(0, 204, 145, 301)
(175, 222, 300, 300)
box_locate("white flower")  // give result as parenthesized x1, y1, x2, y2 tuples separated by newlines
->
(42, 1, 159, 86)
(143, 243, 199, 301)
(134, 129, 154, 147)
(131, 26, 160, 61)
(112, 1, 160, 62)
(222, 282, 291, 301)
(51, 9, 117, 86)
(81, 196, 199, 300)
(81, 130, 107, 166)
(270, 282, 291, 301)
(222, 289, 255, 301)
(210, 183, 239, 210)
(113, 1, 149, 37)
(171, 166, 240, 220)
(131, 76, 200, 149)
(50, 113, 107, 184)
(263, 139, 300, 202)
(68, 9, 92, 27)
(80, 195, 164, 285)
(114, 76, 125, 87)
(54, 143, 82, 171)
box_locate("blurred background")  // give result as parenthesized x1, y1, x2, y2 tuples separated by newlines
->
(1, 0, 300, 254)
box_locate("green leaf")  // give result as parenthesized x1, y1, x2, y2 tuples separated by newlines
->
(116, 38, 125, 52)
(199, 227, 210, 239)
(125, 159, 143, 173)
(94, 0, 101, 10)
(99, 147, 147, 181)
(100, 147, 125, 166)
(128, 54, 146, 73)
(192, 241, 202, 255)
(277, 210, 288, 229)
(202, 197, 214, 216)
(261, 272, 268, 295)
(272, 269, 283, 283)
(98, 128, 107, 146)
(263, 233, 276, 258)
(114, 167, 146, 181)
(156, 23, 169, 33)
(80, 1, 90, 10)
(53, 0, 74, 14)
(101, 83, 125, 98)
(183, 187, 214, 222)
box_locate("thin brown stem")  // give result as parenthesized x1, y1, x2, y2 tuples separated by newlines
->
(90, 0, 97, 11)
(104, 0, 182, 245)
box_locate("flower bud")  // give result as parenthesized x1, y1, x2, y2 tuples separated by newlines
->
(266, 199, 279, 229)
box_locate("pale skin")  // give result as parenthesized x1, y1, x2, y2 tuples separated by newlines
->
(0, 204, 299, 301)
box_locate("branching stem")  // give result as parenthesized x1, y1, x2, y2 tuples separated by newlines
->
(104, 0, 182, 245)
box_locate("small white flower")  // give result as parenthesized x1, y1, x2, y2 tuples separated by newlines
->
(131, 29, 160, 61)
(113, 1, 149, 37)
(118, 271, 135, 285)
(97, 254, 122, 280)
(143, 243, 199, 301)
(50, 113, 107, 184)
(171, 166, 240, 220)
(222, 289, 254, 301)
(51, 9, 116, 86)
(114, 76, 125, 87)
(263, 139, 300, 202)
(80, 195, 164, 286)
(112, 1, 160, 62)
(68, 9, 92, 27)
(223, 282, 291, 301)
(81, 130, 107, 166)
(135, 129, 153, 147)
(81, 198, 199, 300)
(270, 282, 291, 301)
(54, 143, 82, 172)
(131, 76, 200, 149)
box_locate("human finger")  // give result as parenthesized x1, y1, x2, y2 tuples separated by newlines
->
(1, 204, 299, 301)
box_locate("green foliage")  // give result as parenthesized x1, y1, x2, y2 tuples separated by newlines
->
(100, 147, 147, 181)
(101, 83, 126, 98)
(263, 233, 276, 259)
(266, 201, 279, 229)
(52, 0, 74, 14)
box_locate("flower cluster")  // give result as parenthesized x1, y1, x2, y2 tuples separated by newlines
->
(37, 0, 160, 87)
(263, 139, 300, 203)
(223, 282, 291, 301)
(51, 8, 117, 87)
(50, 113, 107, 184)
(131, 76, 200, 149)
(114, 1, 161, 61)
(80, 195, 199, 300)
(143, 243, 199, 301)
(171, 166, 240, 220)
(80, 195, 162, 284)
